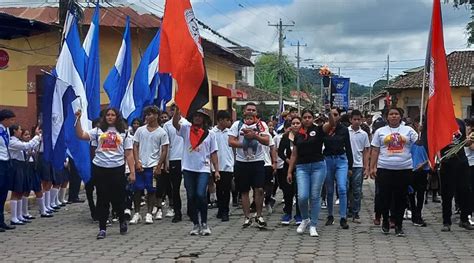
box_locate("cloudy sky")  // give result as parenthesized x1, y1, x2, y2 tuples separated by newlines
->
(1, 0, 472, 85)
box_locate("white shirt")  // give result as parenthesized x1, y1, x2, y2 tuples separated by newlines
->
(133, 125, 169, 168)
(349, 126, 370, 168)
(371, 125, 418, 170)
(9, 136, 41, 161)
(229, 120, 270, 162)
(263, 136, 275, 167)
(465, 146, 474, 167)
(211, 126, 234, 172)
(273, 134, 284, 169)
(178, 122, 218, 173)
(0, 124, 10, 161)
(163, 118, 189, 161)
(88, 127, 133, 168)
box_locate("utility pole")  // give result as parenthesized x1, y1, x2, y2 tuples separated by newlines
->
(386, 54, 390, 88)
(268, 19, 294, 115)
(291, 41, 307, 114)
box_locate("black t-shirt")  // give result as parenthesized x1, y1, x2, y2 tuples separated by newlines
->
(323, 123, 354, 169)
(294, 125, 325, 164)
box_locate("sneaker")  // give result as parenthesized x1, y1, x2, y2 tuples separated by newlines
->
(172, 215, 182, 223)
(124, 209, 132, 221)
(165, 209, 175, 218)
(340, 218, 349, 229)
(373, 215, 381, 226)
(145, 213, 154, 224)
(280, 214, 291, 225)
(155, 209, 163, 220)
(413, 219, 427, 227)
(395, 226, 405, 237)
(106, 219, 112, 226)
(381, 220, 390, 234)
(352, 214, 361, 223)
(201, 223, 212, 236)
(129, 213, 141, 225)
(112, 215, 119, 223)
(216, 210, 223, 219)
(190, 224, 200, 235)
(459, 221, 474, 230)
(309, 226, 319, 237)
(120, 221, 128, 235)
(294, 215, 302, 225)
(96, 230, 106, 239)
(255, 216, 267, 228)
(403, 209, 412, 220)
(152, 206, 158, 215)
(325, 216, 334, 226)
(296, 219, 310, 234)
(335, 199, 340, 205)
(242, 217, 253, 228)
(221, 214, 229, 222)
(441, 224, 451, 232)
(321, 200, 327, 209)
(469, 215, 474, 226)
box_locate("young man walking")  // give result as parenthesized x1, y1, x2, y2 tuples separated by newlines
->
(229, 103, 270, 228)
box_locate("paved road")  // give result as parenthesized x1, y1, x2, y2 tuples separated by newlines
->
(1, 181, 474, 262)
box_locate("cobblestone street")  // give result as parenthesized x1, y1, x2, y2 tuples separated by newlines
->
(1, 181, 474, 262)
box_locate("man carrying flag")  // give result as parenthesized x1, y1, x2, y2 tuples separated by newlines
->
(422, 0, 474, 232)
(159, 0, 209, 117)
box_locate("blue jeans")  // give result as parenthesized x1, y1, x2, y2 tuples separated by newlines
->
(183, 170, 210, 225)
(296, 161, 326, 227)
(325, 154, 349, 219)
(349, 167, 363, 215)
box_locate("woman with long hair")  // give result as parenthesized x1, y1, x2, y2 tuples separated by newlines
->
(369, 107, 418, 236)
(75, 108, 135, 239)
(287, 109, 335, 237)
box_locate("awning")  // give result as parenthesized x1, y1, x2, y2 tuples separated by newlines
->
(212, 84, 238, 98)
(236, 89, 248, 99)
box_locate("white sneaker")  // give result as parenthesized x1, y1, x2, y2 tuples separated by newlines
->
(335, 199, 340, 205)
(296, 219, 310, 234)
(129, 213, 141, 225)
(145, 213, 153, 224)
(155, 209, 163, 220)
(124, 209, 132, 217)
(151, 206, 158, 215)
(201, 223, 212, 236)
(406, 210, 412, 220)
(190, 224, 200, 235)
(469, 215, 474, 226)
(309, 226, 319, 237)
(165, 209, 175, 218)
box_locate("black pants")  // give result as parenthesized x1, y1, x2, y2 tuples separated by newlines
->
(440, 156, 471, 225)
(408, 170, 428, 221)
(168, 160, 183, 217)
(216, 171, 233, 215)
(374, 177, 381, 217)
(85, 174, 95, 216)
(470, 166, 474, 214)
(67, 158, 82, 201)
(277, 167, 300, 216)
(264, 166, 274, 205)
(377, 169, 410, 228)
(93, 164, 126, 230)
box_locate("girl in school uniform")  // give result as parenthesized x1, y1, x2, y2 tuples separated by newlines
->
(21, 128, 53, 219)
(8, 124, 41, 225)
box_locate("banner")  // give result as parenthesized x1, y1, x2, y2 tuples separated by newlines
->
(330, 77, 350, 110)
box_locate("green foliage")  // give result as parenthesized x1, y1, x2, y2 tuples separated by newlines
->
(254, 52, 296, 95)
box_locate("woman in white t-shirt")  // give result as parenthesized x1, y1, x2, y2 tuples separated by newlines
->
(75, 108, 135, 240)
(173, 107, 219, 236)
(369, 107, 418, 237)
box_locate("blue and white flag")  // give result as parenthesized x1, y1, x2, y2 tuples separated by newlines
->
(42, 11, 91, 183)
(104, 16, 132, 110)
(330, 77, 350, 110)
(156, 73, 172, 111)
(83, 2, 101, 121)
(121, 29, 170, 123)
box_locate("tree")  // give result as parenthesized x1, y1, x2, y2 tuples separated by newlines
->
(254, 52, 296, 95)
(446, 0, 474, 45)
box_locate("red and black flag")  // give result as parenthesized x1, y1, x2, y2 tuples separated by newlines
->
(423, 0, 459, 167)
(159, 0, 209, 118)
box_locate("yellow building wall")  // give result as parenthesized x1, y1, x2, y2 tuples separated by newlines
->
(0, 27, 238, 114)
(394, 87, 471, 118)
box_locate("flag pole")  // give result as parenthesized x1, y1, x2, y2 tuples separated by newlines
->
(419, 67, 427, 128)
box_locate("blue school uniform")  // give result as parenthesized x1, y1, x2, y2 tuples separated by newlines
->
(0, 124, 12, 226)
(9, 136, 41, 193)
(27, 153, 42, 193)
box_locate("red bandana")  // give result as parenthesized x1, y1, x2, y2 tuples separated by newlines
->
(298, 128, 308, 140)
(190, 125, 205, 150)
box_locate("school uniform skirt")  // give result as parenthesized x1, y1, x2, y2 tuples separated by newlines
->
(37, 153, 54, 182)
(10, 160, 29, 193)
(53, 168, 69, 185)
(27, 162, 42, 193)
